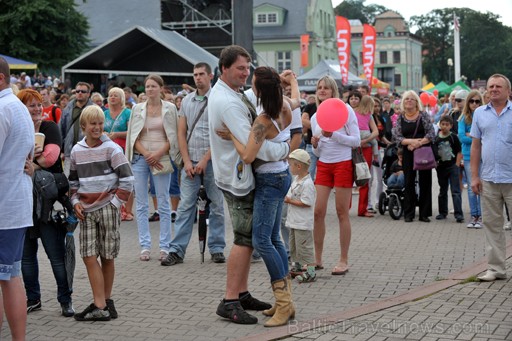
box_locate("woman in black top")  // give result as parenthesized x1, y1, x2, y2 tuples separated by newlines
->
(392, 90, 436, 222)
(17, 89, 74, 317)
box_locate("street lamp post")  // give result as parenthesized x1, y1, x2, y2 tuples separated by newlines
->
(447, 58, 453, 84)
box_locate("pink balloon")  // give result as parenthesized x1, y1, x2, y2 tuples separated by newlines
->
(316, 98, 349, 132)
(433, 89, 439, 96)
(420, 92, 429, 106)
(429, 95, 437, 107)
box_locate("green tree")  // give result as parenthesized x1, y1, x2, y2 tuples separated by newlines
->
(410, 8, 512, 84)
(334, 0, 390, 24)
(0, 0, 90, 70)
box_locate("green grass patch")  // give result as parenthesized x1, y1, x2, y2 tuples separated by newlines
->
(459, 275, 478, 284)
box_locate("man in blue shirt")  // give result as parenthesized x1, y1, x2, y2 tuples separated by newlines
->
(470, 73, 512, 282)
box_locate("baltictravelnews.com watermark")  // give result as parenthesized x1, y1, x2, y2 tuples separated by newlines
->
(288, 319, 491, 336)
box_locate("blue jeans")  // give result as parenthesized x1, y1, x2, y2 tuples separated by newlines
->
(436, 165, 463, 219)
(168, 161, 226, 258)
(132, 154, 172, 252)
(305, 144, 318, 180)
(149, 161, 180, 198)
(253, 170, 291, 282)
(462, 160, 481, 217)
(387, 173, 404, 188)
(22, 221, 72, 303)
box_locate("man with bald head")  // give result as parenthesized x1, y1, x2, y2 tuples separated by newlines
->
(470, 73, 512, 282)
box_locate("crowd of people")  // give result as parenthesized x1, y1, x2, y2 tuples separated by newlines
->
(1, 48, 511, 339)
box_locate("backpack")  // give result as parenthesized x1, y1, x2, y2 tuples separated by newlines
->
(33, 169, 59, 224)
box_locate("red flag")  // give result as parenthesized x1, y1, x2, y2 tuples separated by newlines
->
(336, 16, 351, 86)
(454, 13, 460, 32)
(362, 24, 376, 90)
(300, 34, 309, 67)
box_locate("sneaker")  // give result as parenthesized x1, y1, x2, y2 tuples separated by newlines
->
(456, 217, 464, 223)
(467, 216, 477, 228)
(148, 212, 160, 222)
(297, 266, 317, 283)
(60, 302, 75, 317)
(27, 300, 41, 313)
(239, 292, 271, 311)
(367, 207, 377, 214)
(74, 303, 111, 321)
(216, 300, 258, 324)
(105, 299, 118, 319)
(211, 252, 226, 263)
(171, 211, 177, 223)
(161, 252, 183, 266)
(435, 214, 447, 220)
(474, 216, 483, 229)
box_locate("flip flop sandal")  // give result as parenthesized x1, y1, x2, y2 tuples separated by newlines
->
(331, 266, 349, 275)
(140, 250, 151, 261)
(159, 250, 169, 261)
(314, 265, 324, 270)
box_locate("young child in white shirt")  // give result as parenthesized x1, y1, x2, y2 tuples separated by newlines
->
(284, 149, 317, 283)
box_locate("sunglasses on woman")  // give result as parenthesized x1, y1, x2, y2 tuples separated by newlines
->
(468, 99, 481, 104)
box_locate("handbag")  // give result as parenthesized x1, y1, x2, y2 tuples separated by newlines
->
(411, 116, 437, 171)
(413, 146, 437, 170)
(151, 154, 174, 176)
(352, 147, 371, 187)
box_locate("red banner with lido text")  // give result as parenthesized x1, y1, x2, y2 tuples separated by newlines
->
(362, 24, 376, 89)
(335, 16, 351, 86)
(300, 34, 309, 67)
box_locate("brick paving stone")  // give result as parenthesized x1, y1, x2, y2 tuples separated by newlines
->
(1, 184, 511, 341)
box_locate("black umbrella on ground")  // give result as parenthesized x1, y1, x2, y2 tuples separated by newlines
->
(64, 213, 78, 290)
(197, 175, 209, 263)
(53, 174, 78, 290)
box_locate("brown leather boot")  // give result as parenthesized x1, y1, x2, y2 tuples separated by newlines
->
(264, 278, 294, 327)
(262, 275, 295, 318)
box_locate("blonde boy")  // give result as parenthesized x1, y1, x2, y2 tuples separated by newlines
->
(69, 105, 134, 321)
(284, 149, 317, 282)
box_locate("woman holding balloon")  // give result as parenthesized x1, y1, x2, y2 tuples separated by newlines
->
(310, 76, 360, 276)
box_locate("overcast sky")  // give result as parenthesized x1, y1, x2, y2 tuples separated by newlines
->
(331, 0, 512, 28)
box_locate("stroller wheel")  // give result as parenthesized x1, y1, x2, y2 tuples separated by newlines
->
(378, 192, 387, 215)
(388, 194, 403, 220)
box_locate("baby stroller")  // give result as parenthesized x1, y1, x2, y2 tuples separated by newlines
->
(378, 143, 405, 220)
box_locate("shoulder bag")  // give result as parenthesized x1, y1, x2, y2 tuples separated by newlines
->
(345, 125, 371, 186)
(174, 98, 208, 169)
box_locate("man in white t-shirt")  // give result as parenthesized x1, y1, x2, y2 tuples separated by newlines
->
(0, 56, 34, 340)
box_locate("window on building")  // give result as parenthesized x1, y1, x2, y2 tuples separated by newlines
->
(380, 51, 387, 64)
(257, 12, 278, 24)
(393, 51, 400, 64)
(276, 51, 291, 73)
(394, 74, 402, 87)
